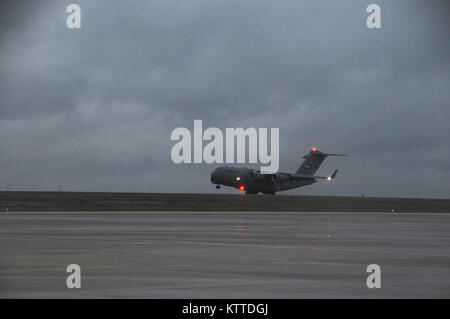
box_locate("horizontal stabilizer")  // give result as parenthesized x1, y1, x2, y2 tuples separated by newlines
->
(302, 153, 348, 159)
(326, 153, 348, 157)
(331, 169, 338, 179)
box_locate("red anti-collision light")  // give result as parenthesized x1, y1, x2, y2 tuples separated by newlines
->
(312, 147, 317, 152)
(239, 186, 245, 191)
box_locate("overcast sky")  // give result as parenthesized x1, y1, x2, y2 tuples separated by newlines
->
(0, 0, 449, 197)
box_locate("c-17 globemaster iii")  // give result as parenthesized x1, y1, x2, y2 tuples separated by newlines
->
(210, 147, 347, 195)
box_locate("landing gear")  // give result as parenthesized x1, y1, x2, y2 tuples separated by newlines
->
(215, 185, 221, 189)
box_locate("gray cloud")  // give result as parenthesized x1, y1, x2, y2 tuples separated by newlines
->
(0, 0, 449, 197)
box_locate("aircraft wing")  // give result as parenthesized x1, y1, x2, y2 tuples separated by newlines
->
(291, 169, 338, 180)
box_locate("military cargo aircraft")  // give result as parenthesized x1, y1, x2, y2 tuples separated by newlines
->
(210, 147, 347, 194)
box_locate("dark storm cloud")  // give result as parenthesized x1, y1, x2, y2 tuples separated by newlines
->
(0, 0, 449, 197)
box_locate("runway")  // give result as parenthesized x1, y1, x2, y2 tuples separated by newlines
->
(1, 211, 449, 298)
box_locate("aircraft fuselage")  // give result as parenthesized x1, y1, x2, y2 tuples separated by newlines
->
(210, 166, 315, 194)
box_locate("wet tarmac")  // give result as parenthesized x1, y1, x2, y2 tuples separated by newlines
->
(0, 211, 449, 298)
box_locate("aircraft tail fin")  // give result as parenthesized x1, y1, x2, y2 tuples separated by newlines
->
(295, 148, 347, 176)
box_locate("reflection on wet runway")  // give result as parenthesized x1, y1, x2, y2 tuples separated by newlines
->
(0, 211, 449, 298)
